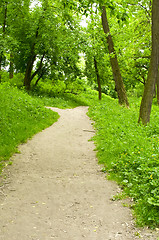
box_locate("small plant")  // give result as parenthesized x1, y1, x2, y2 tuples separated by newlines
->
(88, 96, 159, 228)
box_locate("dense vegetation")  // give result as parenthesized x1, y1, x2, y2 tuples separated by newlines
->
(0, 83, 59, 172)
(0, 0, 159, 229)
(88, 96, 159, 228)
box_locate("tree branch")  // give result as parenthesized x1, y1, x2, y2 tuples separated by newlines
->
(34, 69, 45, 86)
(138, 3, 151, 18)
(31, 53, 45, 81)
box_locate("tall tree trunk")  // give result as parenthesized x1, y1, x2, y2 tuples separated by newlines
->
(9, 53, 14, 79)
(0, 4, 7, 82)
(24, 27, 39, 90)
(138, 0, 159, 124)
(24, 2, 47, 90)
(24, 53, 36, 90)
(101, 6, 129, 107)
(94, 57, 102, 100)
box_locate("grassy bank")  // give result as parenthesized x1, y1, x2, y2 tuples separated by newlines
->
(29, 88, 98, 109)
(0, 83, 59, 173)
(88, 96, 159, 228)
(0, 85, 97, 174)
(0, 83, 158, 228)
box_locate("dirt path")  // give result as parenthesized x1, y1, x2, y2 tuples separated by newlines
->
(0, 107, 158, 240)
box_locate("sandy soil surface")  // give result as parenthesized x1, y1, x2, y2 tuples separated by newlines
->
(0, 106, 158, 240)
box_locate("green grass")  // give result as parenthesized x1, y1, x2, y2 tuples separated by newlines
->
(29, 88, 98, 109)
(0, 84, 98, 174)
(0, 81, 158, 228)
(88, 95, 159, 228)
(0, 83, 59, 172)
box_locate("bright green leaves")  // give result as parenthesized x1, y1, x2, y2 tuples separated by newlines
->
(0, 83, 59, 172)
(88, 97, 159, 227)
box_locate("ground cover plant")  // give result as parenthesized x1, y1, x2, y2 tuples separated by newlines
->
(0, 83, 59, 173)
(0, 80, 159, 228)
(88, 96, 159, 228)
(0, 0, 159, 231)
(32, 90, 98, 109)
(30, 91, 90, 109)
(0, 82, 98, 175)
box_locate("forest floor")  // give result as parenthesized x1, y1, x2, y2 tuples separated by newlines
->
(0, 106, 158, 240)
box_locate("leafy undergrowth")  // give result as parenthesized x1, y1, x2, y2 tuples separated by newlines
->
(88, 96, 159, 228)
(0, 83, 59, 173)
(1, 82, 159, 228)
(30, 88, 98, 109)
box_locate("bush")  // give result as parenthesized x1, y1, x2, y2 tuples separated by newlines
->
(9, 73, 24, 88)
(32, 80, 66, 96)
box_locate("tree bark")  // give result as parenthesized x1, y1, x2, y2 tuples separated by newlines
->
(24, 52, 37, 90)
(101, 6, 129, 107)
(0, 4, 7, 82)
(24, 27, 39, 90)
(94, 57, 102, 100)
(9, 53, 14, 79)
(34, 69, 45, 86)
(30, 53, 45, 81)
(23, 1, 48, 90)
(138, 0, 159, 124)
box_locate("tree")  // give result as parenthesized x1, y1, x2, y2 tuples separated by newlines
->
(94, 57, 102, 100)
(23, 1, 49, 90)
(0, 0, 7, 82)
(101, 5, 129, 107)
(90, 4, 102, 100)
(138, 0, 159, 124)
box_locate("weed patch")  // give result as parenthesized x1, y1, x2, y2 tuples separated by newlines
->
(88, 96, 159, 228)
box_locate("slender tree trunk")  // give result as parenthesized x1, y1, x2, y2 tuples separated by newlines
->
(34, 69, 44, 86)
(0, 4, 7, 82)
(101, 6, 129, 107)
(9, 53, 14, 79)
(23, 0, 49, 91)
(30, 53, 45, 81)
(94, 57, 102, 100)
(24, 53, 36, 90)
(138, 0, 159, 124)
(24, 27, 39, 90)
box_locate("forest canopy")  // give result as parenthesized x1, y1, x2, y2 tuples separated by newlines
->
(0, 0, 158, 123)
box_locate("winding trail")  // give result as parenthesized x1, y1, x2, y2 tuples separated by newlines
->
(0, 107, 158, 240)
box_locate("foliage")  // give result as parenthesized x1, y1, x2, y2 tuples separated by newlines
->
(88, 96, 159, 228)
(0, 83, 59, 173)
(0, 0, 158, 229)
(30, 87, 98, 109)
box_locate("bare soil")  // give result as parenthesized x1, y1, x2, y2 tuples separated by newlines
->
(0, 106, 158, 240)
